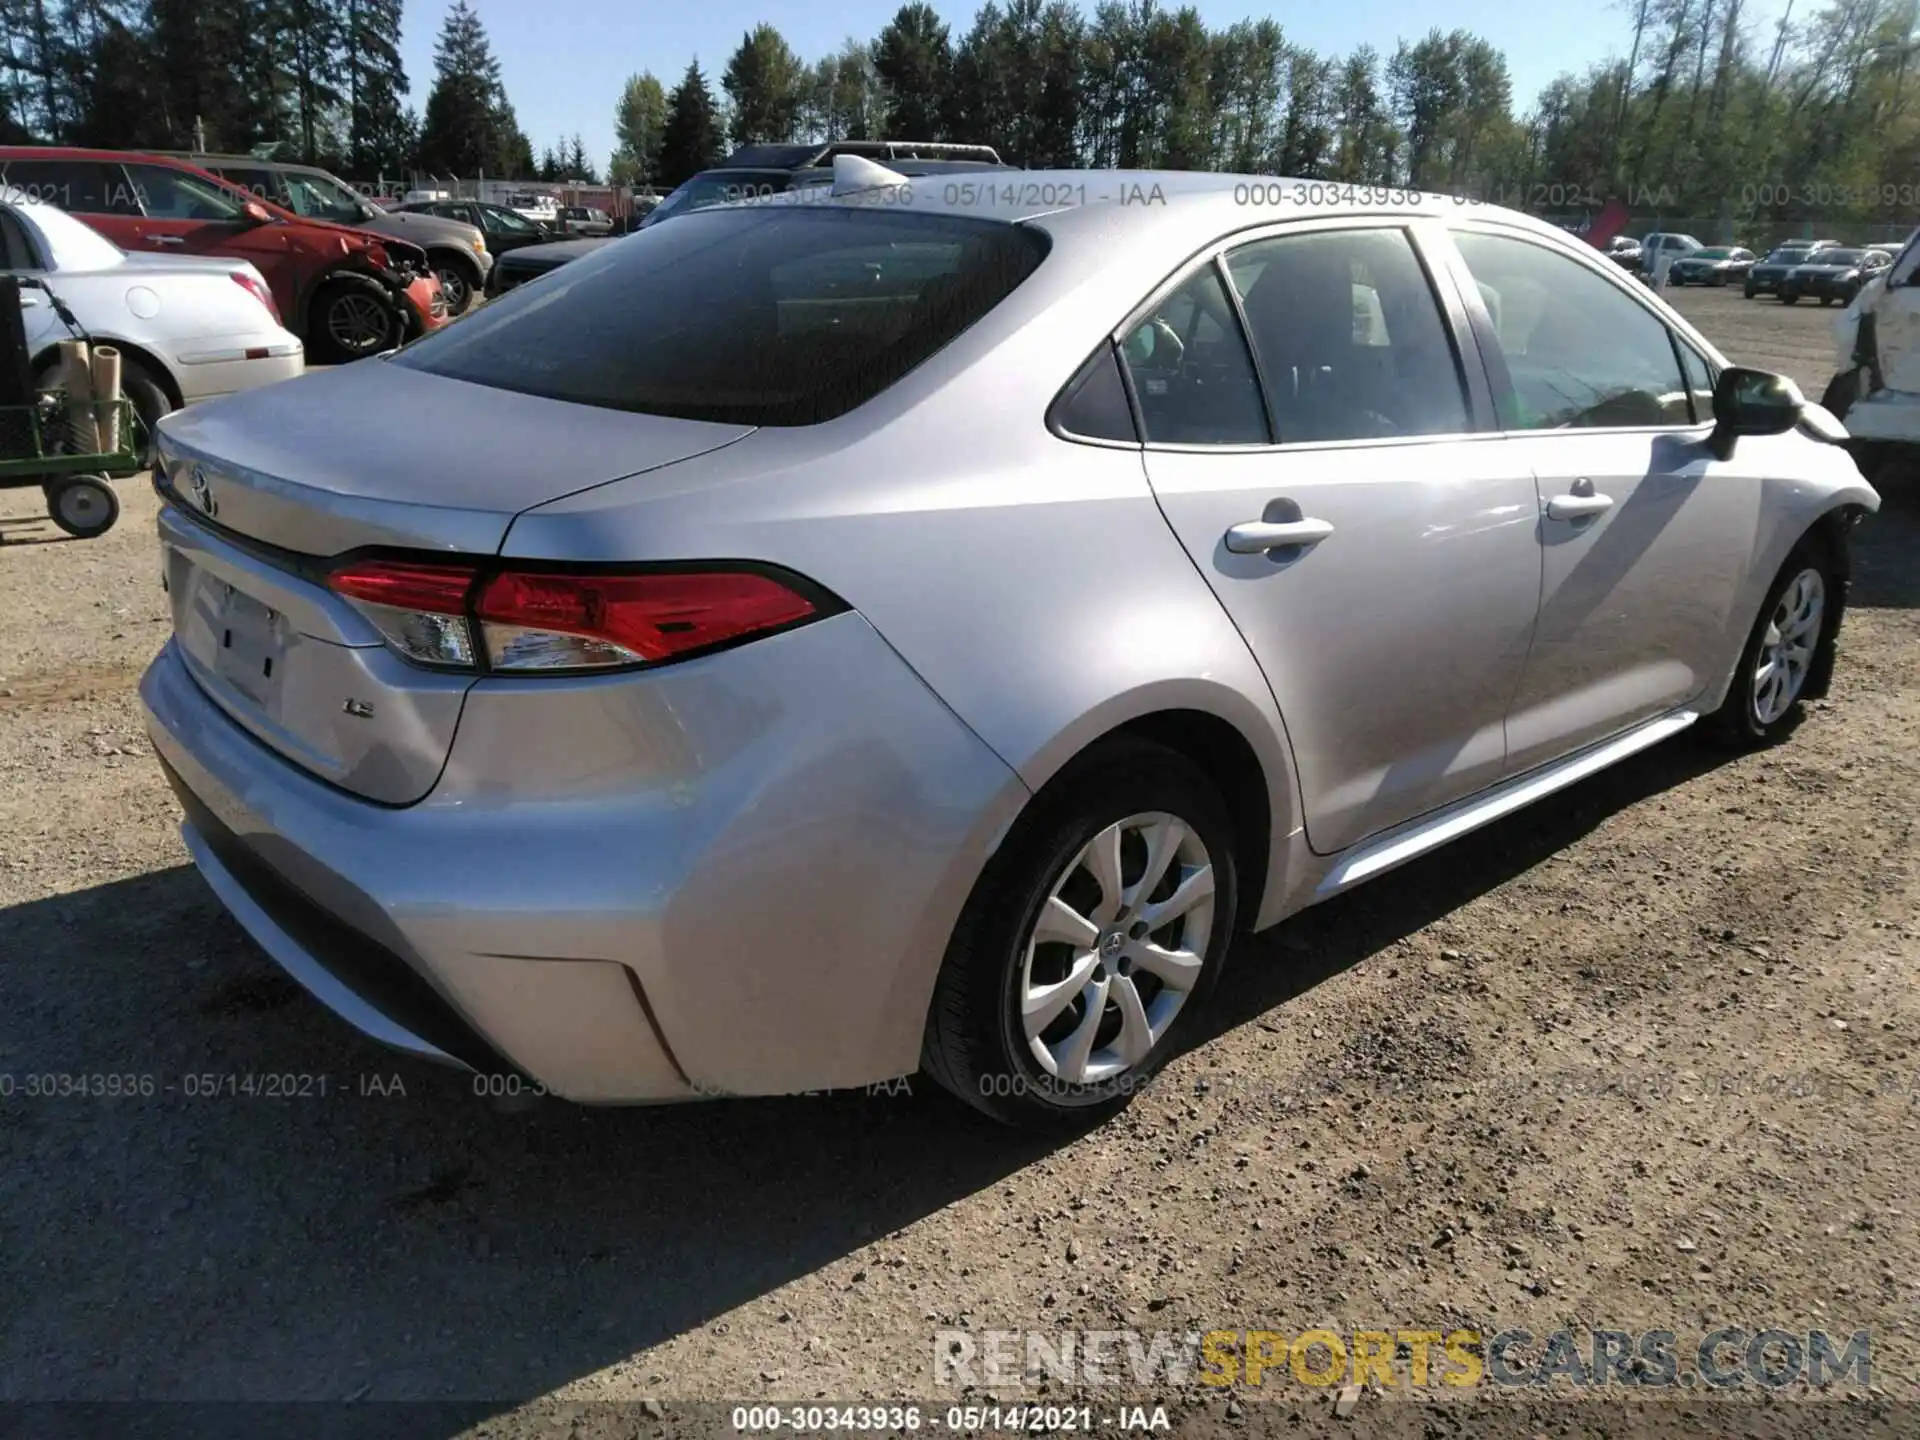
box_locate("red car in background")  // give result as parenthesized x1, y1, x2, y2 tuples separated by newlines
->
(0, 147, 446, 363)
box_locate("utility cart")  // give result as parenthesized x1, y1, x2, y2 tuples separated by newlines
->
(0, 391, 140, 538)
(0, 275, 142, 540)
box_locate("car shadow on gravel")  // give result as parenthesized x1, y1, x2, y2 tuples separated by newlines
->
(0, 863, 1061, 1410)
(1, 733, 1744, 1417)
(1199, 729, 1735, 1050)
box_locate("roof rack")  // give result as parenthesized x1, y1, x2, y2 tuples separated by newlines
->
(719, 140, 1003, 170)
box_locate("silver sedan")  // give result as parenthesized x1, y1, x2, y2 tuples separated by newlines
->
(140, 165, 1879, 1128)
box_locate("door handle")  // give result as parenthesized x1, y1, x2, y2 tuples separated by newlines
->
(1545, 492, 1615, 520)
(1224, 517, 1335, 554)
(18, 293, 40, 307)
(148, 235, 185, 246)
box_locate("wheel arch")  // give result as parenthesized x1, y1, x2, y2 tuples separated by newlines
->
(999, 682, 1301, 934)
(1707, 499, 1868, 714)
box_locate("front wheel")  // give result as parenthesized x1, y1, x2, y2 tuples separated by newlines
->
(430, 255, 479, 317)
(1744, 285, 1756, 299)
(921, 740, 1239, 1129)
(1703, 540, 1838, 748)
(1781, 293, 1800, 305)
(308, 279, 400, 364)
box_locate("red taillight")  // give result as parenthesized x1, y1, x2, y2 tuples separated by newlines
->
(476, 570, 817, 672)
(231, 270, 281, 324)
(325, 558, 821, 674)
(329, 558, 477, 613)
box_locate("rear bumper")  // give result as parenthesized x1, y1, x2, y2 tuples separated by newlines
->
(139, 612, 1028, 1102)
(170, 332, 305, 403)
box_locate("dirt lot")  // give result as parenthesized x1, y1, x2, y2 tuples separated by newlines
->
(1, 287, 1917, 1437)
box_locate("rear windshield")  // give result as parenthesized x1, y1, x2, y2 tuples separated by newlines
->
(1768, 248, 1811, 262)
(1693, 248, 1734, 258)
(1819, 249, 1865, 264)
(392, 206, 1050, 425)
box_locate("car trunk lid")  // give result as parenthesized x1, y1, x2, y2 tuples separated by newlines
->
(152, 361, 754, 803)
(154, 359, 754, 555)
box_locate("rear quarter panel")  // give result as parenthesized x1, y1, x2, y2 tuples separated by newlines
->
(499, 204, 1309, 926)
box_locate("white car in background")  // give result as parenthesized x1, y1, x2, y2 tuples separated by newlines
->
(1, 194, 303, 457)
(1825, 226, 1920, 480)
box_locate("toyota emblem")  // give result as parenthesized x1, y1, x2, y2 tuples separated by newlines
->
(188, 464, 216, 517)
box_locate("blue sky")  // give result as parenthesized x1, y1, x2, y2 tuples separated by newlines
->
(397, 0, 1799, 177)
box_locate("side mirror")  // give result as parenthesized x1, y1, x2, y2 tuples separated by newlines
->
(1708, 366, 1804, 460)
(241, 200, 273, 225)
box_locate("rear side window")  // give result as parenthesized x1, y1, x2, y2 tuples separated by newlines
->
(1117, 265, 1269, 445)
(1, 159, 138, 215)
(392, 207, 1049, 426)
(1225, 228, 1469, 442)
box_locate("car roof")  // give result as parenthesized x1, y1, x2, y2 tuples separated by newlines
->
(692, 167, 1564, 235)
(0, 192, 124, 270)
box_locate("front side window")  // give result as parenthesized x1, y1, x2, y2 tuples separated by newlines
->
(1676, 342, 1716, 425)
(123, 164, 248, 222)
(1453, 229, 1691, 430)
(1117, 265, 1268, 445)
(481, 205, 538, 234)
(282, 172, 367, 224)
(391, 206, 1049, 426)
(1224, 227, 1469, 443)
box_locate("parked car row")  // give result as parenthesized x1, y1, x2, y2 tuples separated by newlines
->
(1596, 229, 1901, 308)
(1, 194, 302, 467)
(483, 140, 1015, 298)
(0, 147, 448, 362)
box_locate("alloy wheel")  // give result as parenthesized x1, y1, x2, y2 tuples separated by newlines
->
(435, 266, 470, 314)
(1752, 568, 1825, 726)
(327, 292, 392, 353)
(1018, 812, 1214, 1085)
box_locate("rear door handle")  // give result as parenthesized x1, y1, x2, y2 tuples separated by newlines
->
(1545, 492, 1615, 520)
(1224, 518, 1335, 554)
(148, 235, 185, 246)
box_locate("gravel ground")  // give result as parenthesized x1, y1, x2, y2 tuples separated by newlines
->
(1, 287, 1917, 1438)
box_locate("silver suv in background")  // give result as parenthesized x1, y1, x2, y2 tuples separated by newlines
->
(175, 154, 493, 315)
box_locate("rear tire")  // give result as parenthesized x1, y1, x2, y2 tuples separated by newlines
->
(1702, 537, 1839, 749)
(921, 739, 1239, 1130)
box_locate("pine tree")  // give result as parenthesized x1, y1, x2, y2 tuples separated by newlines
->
(657, 58, 722, 185)
(344, 0, 410, 174)
(419, 0, 520, 175)
(873, 3, 952, 139)
(722, 24, 804, 145)
(612, 71, 666, 187)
